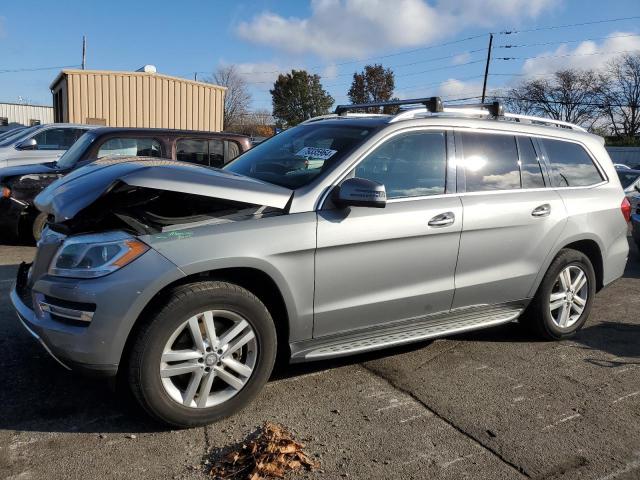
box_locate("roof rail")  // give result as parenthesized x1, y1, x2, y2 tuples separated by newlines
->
(334, 97, 443, 115)
(299, 112, 386, 125)
(502, 113, 587, 132)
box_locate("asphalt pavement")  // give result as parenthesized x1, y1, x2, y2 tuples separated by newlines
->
(1, 241, 639, 480)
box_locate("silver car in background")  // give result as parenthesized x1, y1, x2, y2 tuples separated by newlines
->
(0, 123, 96, 168)
(11, 98, 630, 427)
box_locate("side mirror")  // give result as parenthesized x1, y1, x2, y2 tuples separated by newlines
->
(334, 177, 386, 208)
(16, 138, 37, 150)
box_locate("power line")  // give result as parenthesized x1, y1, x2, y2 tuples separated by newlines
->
(0, 64, 80, 74)
(491, 95, 637, 108)
(235, 34, 489, 77)
(497, 33, 640, 49)
(496, 49, 640, 61)
(498, 15, 640, 35)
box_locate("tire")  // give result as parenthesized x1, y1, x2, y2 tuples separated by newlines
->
(520, 249, 596, 340)
(127, 281, 277, 427)
(31, 212, 48, 242)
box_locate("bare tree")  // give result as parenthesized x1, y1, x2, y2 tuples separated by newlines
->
(233, 109, 275, 137)
(210, 65, 252, 129)
(502, 69, 603, 128)
(598, 54, 640, 139)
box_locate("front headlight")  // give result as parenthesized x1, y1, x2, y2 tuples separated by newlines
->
(49, 231, 149, 278)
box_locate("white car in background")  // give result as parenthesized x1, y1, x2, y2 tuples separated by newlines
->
(0, 123, 97, 168)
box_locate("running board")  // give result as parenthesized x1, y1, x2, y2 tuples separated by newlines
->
(290, 303, 524, 362)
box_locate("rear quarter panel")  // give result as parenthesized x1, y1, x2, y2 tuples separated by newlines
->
(528, 141, 629, 295)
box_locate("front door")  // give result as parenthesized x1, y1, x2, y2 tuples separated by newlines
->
(314, 129, 462, 337)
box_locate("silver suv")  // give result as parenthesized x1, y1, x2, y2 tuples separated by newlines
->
(11, 98, 630, 427)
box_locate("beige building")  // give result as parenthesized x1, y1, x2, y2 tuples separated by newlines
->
(0, 103, 54, 130)
(50, 68, 226, 132)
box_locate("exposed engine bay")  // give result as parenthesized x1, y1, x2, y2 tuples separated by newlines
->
(48, 182, 284, 236)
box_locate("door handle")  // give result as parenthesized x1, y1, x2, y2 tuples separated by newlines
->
(428, 212, 455, 227)
(531, 204, 551, 217)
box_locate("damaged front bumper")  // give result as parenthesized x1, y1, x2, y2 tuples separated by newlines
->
(10, 248, 186, 376)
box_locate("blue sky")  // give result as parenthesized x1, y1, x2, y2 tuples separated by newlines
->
(1, 0, 639, 111)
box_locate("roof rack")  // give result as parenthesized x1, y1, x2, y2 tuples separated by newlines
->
(312, 96, 586, 132)
(334, 97, 443, 115)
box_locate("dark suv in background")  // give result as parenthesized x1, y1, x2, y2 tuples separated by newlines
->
(0, 127, 251, 241)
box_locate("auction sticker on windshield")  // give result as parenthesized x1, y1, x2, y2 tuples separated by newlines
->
(295, 147, 337, 161)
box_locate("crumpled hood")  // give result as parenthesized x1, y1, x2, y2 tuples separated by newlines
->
(35, 156, 293, 222)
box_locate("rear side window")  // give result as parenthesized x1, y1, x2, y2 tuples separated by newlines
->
(209, 139, 224, 167)
(177, 139, 209, 166)
(97, 137, 162, 158)
(460, 132, 520, 191)
(541, 139, 603, 187)
(177, 138, 226, 167)
(518, 137, 545, 188)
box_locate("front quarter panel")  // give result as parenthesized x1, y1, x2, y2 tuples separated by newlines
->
(144, 212, 317, 342)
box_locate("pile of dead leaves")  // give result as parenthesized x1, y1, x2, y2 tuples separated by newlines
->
(206, 422, 319, 480)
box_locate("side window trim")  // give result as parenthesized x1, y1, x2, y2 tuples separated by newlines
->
(515, 135, 547, 188)
(530, 136, 553, 187)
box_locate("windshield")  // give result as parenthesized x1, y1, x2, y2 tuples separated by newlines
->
(0, 125, 40, 147)
(0, 127, 26, 142)
(223, 124, 376, 189)
(617, 170, 640, 189)
(56, 131, 97, 169)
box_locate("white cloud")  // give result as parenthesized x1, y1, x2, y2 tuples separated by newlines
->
(451, 52, 471, 65)
(236, 0, 557, 60)
(521, 32, 640, 77)
(437, 78, 484, 99)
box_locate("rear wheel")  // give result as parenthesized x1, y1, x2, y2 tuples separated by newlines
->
(521, 249, 596, 340)
(128, 281, 277, 427)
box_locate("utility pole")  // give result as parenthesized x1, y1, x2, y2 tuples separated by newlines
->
(481, 33, 493, 103)
(82, 35, 86, 70)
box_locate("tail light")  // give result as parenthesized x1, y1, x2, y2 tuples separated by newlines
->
(621, 197, 631, 222)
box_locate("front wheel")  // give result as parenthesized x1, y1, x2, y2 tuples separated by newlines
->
(521, 249, 596, 340)
(127, 281, 277, 427)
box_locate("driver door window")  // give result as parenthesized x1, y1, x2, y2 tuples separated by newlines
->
(354, 131, 447, 198)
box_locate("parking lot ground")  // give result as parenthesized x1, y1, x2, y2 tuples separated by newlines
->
(1, 241, 639, 480)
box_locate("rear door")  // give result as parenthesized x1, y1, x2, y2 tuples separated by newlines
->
(314, 129, 463, 337)
(452, 131, 567, 309)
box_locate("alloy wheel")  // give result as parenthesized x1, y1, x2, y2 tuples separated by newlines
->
(160, 310, 258, 408)
(549, 265, 588, 329)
